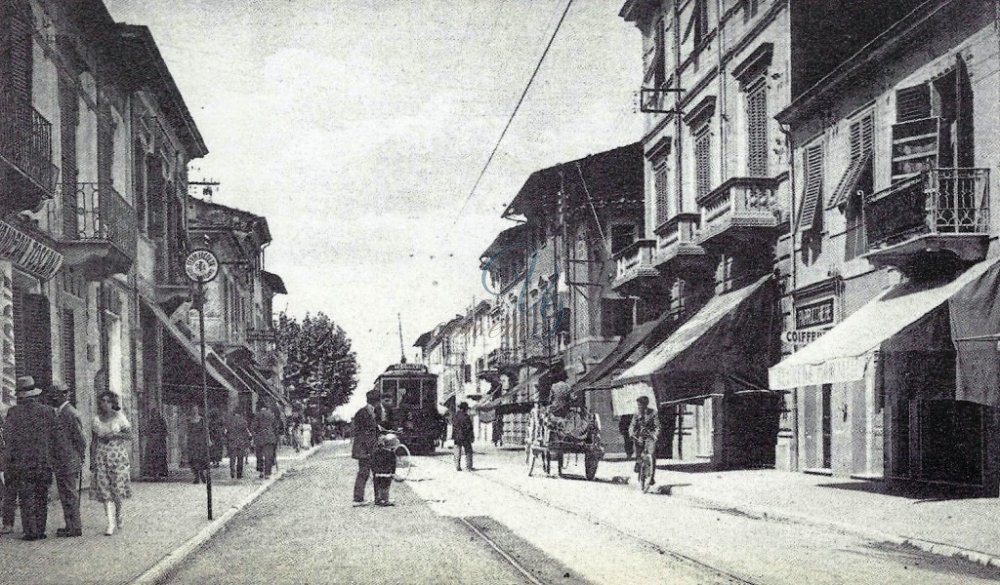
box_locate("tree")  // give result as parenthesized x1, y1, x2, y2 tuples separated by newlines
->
(275, 311, 358, 418)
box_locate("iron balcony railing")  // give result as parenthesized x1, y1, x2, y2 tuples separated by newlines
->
(0, 94, 58, 194)
(66, 183, 137, 258)
(864, 168, 990, 251)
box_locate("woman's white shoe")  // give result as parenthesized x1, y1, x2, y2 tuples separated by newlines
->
(104, 502, 116, 536)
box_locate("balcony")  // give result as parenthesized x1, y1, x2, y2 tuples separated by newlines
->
(0, 95, 58, 214)
(864, 168, 990, 276)
(653, 212, 712, 277)
(612, 239, 660, 296)
(55, 183, 136, 279)
(698, 177, 781, 249)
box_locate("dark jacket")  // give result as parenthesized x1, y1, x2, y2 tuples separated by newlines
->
(187, 417, 210, 469)
(250, 408, 278, 447)
(351, 405, 378, 460)
(52, 402, 87, 474)
(225, 412, 252, 451)
(452, 411, 474, 445)
(0, 401, 58, 472)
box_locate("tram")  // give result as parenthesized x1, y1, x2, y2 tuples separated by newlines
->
(374, 361, 439, 455)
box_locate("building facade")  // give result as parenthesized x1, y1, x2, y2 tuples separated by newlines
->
(770, 0, 1000, 493)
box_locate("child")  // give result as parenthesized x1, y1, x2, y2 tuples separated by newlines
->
(372, 434, 399, 506)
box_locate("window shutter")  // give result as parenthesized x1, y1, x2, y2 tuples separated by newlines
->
(654, 162, 669, 225)
(695, 127, 712, 199)
(798, 144, 824, 232)
(59, 73, 80, 237)
(829, 112, 874, 208)
(14, 293, 52, 387)
(0, 0, 33, 106)
(896, 84, 931, 122)
(61, 309, 76, 405)
(746, 80, 768, 177)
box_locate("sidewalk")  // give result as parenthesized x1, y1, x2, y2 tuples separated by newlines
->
(597, 457, 1000, 566)
(0, 443, 325, 585)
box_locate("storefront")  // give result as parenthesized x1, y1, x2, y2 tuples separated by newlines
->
(612, 275, 782, 470)
(770, 257, 1000, 494)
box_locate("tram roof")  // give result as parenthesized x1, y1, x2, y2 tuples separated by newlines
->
(376, 362, 435, 378)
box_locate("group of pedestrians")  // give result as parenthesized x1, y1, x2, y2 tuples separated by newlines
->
(0, 376, 131, 539)
(186, 403, 280, 483)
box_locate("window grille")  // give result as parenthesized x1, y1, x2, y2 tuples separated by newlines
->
(746, 79, 768, 177)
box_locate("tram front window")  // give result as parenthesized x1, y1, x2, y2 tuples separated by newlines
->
(381, 379, 397, 402)
(398, 378, 422, 408)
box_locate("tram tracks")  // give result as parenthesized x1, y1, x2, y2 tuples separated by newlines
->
(417, 455, 766, 585)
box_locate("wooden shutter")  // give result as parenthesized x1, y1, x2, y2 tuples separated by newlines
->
(654, 161, 670, 225)
(0, 0, 33, 106)
(798, 144, 824, 232)
(695, 126, 712, 199)
(955, 55, 974, 167)
(61, 309, 76, 405)
(746, 79, 768, 177)
(829, 112, 874, 208)
(896, 84, 931, 122)
(13, 292, 52, 387)
(59, 72, 79, 237)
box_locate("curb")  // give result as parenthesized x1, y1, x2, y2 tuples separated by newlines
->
(673, 491, 1000, 569)
(128, 443, 326, 585)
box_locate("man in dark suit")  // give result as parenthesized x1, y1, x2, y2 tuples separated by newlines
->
(47, 383, 86, 537)
(352, 390, 382, 503)
(452, 402, 474, 471)
(0, 376, 58, 540)
(251, 403, 278, 479)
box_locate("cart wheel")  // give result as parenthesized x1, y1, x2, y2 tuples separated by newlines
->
(584, 452, 599, 481)
(393, 444, 412, 482)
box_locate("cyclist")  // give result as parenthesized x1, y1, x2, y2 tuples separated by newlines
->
(629, 395, 660, 486)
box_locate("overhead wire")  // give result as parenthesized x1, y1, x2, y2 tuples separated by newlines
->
(452, 0, 576, 224)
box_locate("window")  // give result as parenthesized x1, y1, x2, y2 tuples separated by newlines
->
(694, 124, 712, 200)
(895, 84, 931, 122)
(746, 79, 768, 177)
(610, 224, 636, 256)
(798, 143, 824, 232)
(693, 0, 710, 45)
(654, 160, 670, 224)
(653, 17, 665, 88)
(743, 0, 761, 23)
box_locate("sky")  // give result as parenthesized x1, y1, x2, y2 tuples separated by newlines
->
(104, 0, 642, 417)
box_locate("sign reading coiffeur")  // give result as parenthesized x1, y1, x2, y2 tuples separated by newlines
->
(184, 249, 219, 283)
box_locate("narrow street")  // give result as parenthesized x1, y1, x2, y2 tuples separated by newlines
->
(167, 442, 999, 585)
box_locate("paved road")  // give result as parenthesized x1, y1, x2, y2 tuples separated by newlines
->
(168, 443, 544, 585)
(408, 446, 1000, 585)
(170, 443, 1000, 584)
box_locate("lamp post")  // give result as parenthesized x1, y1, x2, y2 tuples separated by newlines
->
(185, 249, 220, 520)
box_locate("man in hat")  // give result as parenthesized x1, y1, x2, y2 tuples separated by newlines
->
(351, 389, 383, 503)
(629, 395, 660, 487)
(0, 376, 58, 540)
(47, 382, 86, 537)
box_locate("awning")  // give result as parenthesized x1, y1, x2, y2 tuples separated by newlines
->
(228, 358, 284, 405)
(576, 309, 675, 390)
(615, 275, 778, 403)
(769, 257, 1000, 390)
(610, 382, 657, 416)
(141, 297, 239, 397)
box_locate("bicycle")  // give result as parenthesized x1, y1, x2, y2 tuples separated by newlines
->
(634, 438, 653, 493)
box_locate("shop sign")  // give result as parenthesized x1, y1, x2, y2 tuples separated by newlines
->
(795, 298, 835, 329)
(0, 220, 63, 280)
(785, 328, 830, 345)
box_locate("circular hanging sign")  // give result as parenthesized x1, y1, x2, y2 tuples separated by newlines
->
(184, 249, 219, 283)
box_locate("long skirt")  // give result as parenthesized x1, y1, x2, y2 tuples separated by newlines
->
(91, 438, 132, 503)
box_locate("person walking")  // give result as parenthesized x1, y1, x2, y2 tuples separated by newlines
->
(0, 407, 17, 535)
(187, 405, 210, 485)
(224, 407, 251, 479)
(492, 416, 504, 447)
(48, 383, 86, 537)
(351, 390, 381, 503)
(91, 391, 132, 536)
(250, 403, 278, 479)
(618, 414, 634, 460)
(452, 402, 474, 471)
(0, 377, 57, 540)
(208, 408, 225, 468)
(144, 406, 169, 480)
